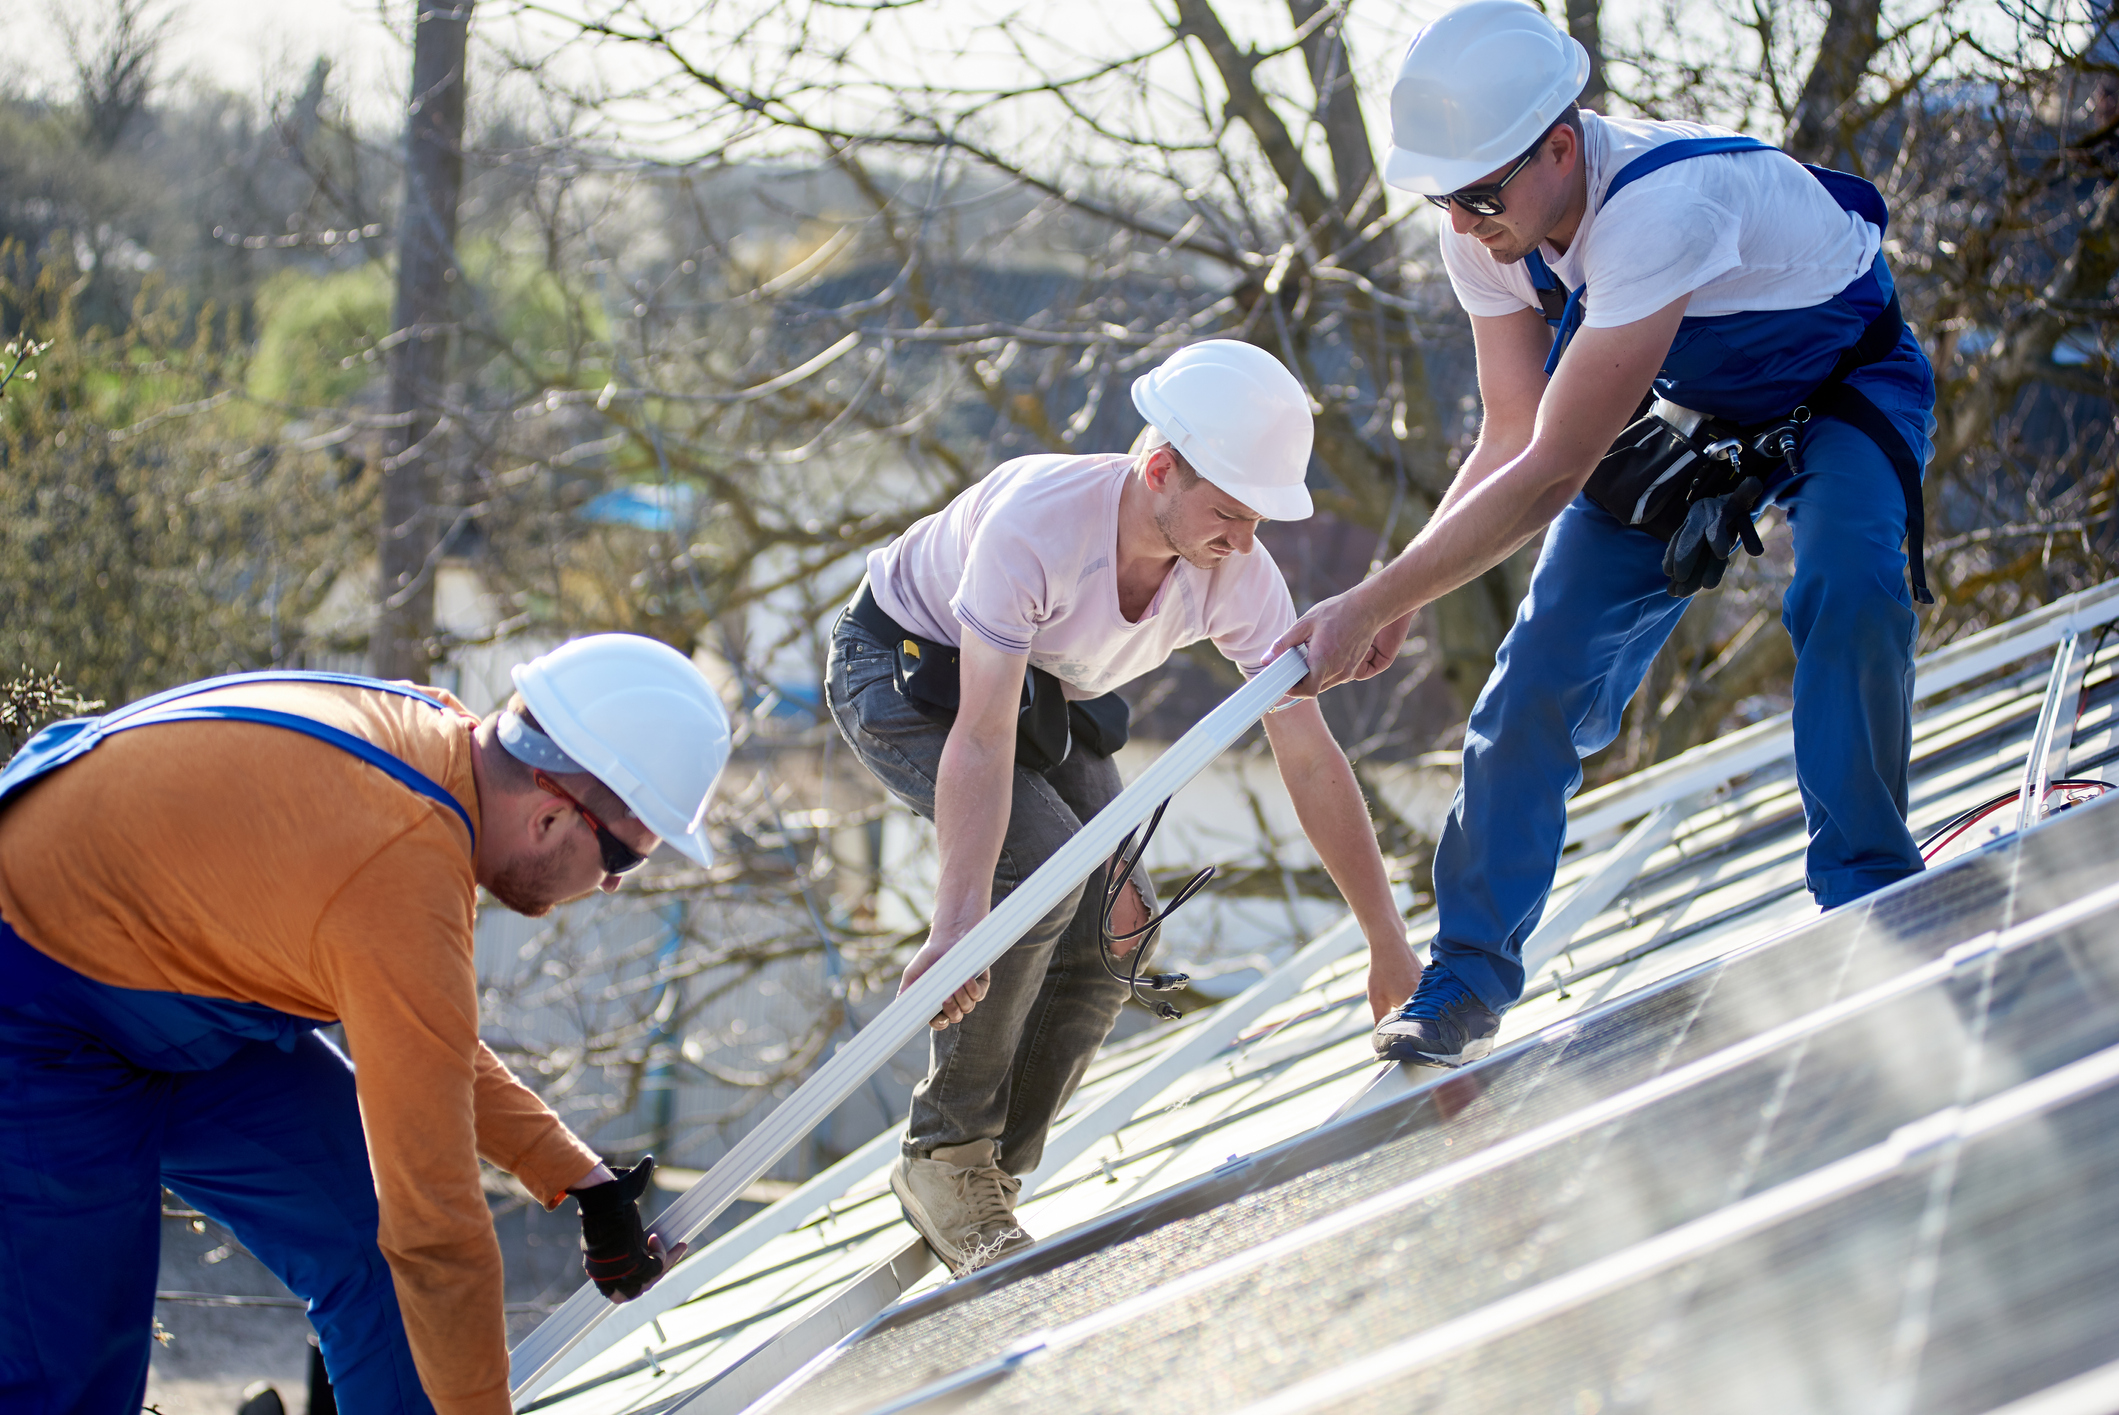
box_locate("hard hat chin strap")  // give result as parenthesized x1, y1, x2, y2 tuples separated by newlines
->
(497, 709, 589, 776)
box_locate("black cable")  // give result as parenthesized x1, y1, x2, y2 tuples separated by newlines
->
(1095, 797, 1212, 1021)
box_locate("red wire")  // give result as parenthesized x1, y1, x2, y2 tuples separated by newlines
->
(1921, 780, 2113, 862)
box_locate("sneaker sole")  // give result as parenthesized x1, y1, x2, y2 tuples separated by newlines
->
(1374, 1033, 1496, 1068)
(889, 1164, 970, 1271)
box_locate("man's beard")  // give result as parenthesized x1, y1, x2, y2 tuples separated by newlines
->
(486, 850, 575, 917)
(1154, 499, 1224, 570)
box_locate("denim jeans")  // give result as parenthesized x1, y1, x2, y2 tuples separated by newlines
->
(1432, 375, 1935, 1015)
(826, 609, 1156, 1176)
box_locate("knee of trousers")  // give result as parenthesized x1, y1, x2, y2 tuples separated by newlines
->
(1784, 550, 1918, 663)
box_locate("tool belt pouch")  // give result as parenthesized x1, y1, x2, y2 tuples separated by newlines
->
(1067, 693, 1131, 759)
(1582, 401, 1747, 543)
(892, 634, 1074, 773)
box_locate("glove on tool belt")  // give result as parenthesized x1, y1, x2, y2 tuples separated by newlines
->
(1663, 476, 1766, 598)
(571, 1157, 665, 1300)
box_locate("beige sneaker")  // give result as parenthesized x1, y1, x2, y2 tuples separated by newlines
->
(890, 1138, 1037, 1275)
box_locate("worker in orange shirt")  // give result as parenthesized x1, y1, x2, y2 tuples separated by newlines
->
(0, 635, 728, 1415)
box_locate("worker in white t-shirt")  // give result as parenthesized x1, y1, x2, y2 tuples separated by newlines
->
(826, 339, 1420, 1273)
(1276, 0, 1937, 1069)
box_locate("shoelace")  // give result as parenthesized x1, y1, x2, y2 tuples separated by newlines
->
(1395, 965, 1473, 1022)
(951, 1160, 1023, 1231)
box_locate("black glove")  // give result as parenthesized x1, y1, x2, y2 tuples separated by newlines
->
(570, 1157, 665, 1301)
(1663, 476, 1766, 597)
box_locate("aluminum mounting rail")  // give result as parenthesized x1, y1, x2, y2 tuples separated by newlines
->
(1520, 794, 1697, 982)
(632, 895, 1413, 1413)
(2016, 626, 2088, 834)
(509, 647, 1313, 1400)
(1564, 577, 2119, 845)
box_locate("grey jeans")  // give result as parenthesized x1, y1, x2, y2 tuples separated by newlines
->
(825, 608, 1157, 1176)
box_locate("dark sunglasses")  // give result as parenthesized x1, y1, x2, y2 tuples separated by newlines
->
(1425, 126, 1555, 217)
(535, 771, 651, 875)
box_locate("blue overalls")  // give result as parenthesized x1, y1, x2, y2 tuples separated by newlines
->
(0, 673, 469, 1415)
(1430, 136, 1938, 1015)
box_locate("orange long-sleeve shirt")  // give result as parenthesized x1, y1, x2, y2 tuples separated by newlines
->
(0, 679, 598, 1415)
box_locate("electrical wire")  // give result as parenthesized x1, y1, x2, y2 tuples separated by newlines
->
(1918, 779, 2113, 862)
(1096, 798, 1213, 1021)
(1920, 625, 2118, 863)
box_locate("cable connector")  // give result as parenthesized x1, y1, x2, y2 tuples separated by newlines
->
(1151, 1001, 1182, 1021)
(1142, 972, 1190, 992)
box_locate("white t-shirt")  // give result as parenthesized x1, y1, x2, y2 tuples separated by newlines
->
(1439, 112, 1882, 329)
(865, 453, 1297, 698)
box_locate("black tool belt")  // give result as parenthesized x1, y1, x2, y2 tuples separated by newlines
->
(1581, 292, 1932, 605)
(848, 585, 1131, 773)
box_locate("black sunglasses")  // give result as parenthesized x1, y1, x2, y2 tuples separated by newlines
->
(1425, 126, 1556, 217)
(535, 771, 651, 875)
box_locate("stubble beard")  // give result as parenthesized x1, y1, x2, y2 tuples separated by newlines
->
(1153, 497, 1225, 571)
(486, 850, 574, 918)
(1475, 182, 1569, 267)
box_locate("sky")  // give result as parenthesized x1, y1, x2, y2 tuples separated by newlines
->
(11, 0, 406, 118)
(4, 0, 1457, 137)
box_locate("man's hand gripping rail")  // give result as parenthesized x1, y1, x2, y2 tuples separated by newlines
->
(508, 647, 1313, 1400)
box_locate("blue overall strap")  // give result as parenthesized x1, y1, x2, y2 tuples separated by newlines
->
(96, 669, 448, 728)
(1530, 135, 1777, 376)
(0, 671, 474, 843)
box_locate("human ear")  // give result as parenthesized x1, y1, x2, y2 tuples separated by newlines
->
(1141, 447, 1173, 494)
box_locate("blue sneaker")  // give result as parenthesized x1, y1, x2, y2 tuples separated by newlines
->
(1372, 962, 1501, 1067)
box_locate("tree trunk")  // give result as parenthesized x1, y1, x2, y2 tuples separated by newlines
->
(376, 1, 474, 682)
(1784, 0, 1884, 167)
(1565, 0, 1608, 113)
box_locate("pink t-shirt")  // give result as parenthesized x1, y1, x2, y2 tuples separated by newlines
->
(866, 453, 1297, 698)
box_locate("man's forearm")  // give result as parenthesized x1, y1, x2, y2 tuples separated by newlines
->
(930, 726, 1015, 940)
(1362, 438, 1580, 625)
(1265, 708, 1403, 941)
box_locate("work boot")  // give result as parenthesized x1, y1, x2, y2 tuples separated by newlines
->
(1372, 961, 1501, 1068)
(235, 1385, 286, 1415)
(890, 1138, 1036, 1275)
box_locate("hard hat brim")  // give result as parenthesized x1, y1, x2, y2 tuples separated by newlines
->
(1193, 469, 1314, 522)
(1384, 142, 1523, 197)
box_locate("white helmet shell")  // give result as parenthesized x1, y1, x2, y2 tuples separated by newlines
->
(511, 633, 732, 866)
(1129, 340, 1314, 521)
(1383, 0, 1589, 196)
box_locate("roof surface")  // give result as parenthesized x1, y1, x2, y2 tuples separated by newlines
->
(515, 580, 2119, 1415)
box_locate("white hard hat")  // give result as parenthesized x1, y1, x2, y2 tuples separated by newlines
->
(511, 634, 732, 867)
(1383, 0, 1589, 196)
(1129, 340, 1314, 521)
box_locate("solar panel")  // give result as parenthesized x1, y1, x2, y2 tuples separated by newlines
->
(743, 796, 2119, 1415)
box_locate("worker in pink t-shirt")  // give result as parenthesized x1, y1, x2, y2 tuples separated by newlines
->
(825, 340, 1420, 1274)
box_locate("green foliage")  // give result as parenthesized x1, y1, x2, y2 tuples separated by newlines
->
(0, 245, 369, 707)
(247, 264, 392, 407)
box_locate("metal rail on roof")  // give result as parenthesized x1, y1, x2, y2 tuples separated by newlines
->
(1564, 579, 2119, 846)
(650, 900, 1417, 1412)
(1512, 580, 2119, 996)
(509, 648, 1314, 1400)
(1521, 795, 1695, 981)
(2018, 626, 2090, 833)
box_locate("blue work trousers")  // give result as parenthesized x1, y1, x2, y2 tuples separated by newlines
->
(1432, 390, 1932, 1014)
(0, 922, 432, 1415)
